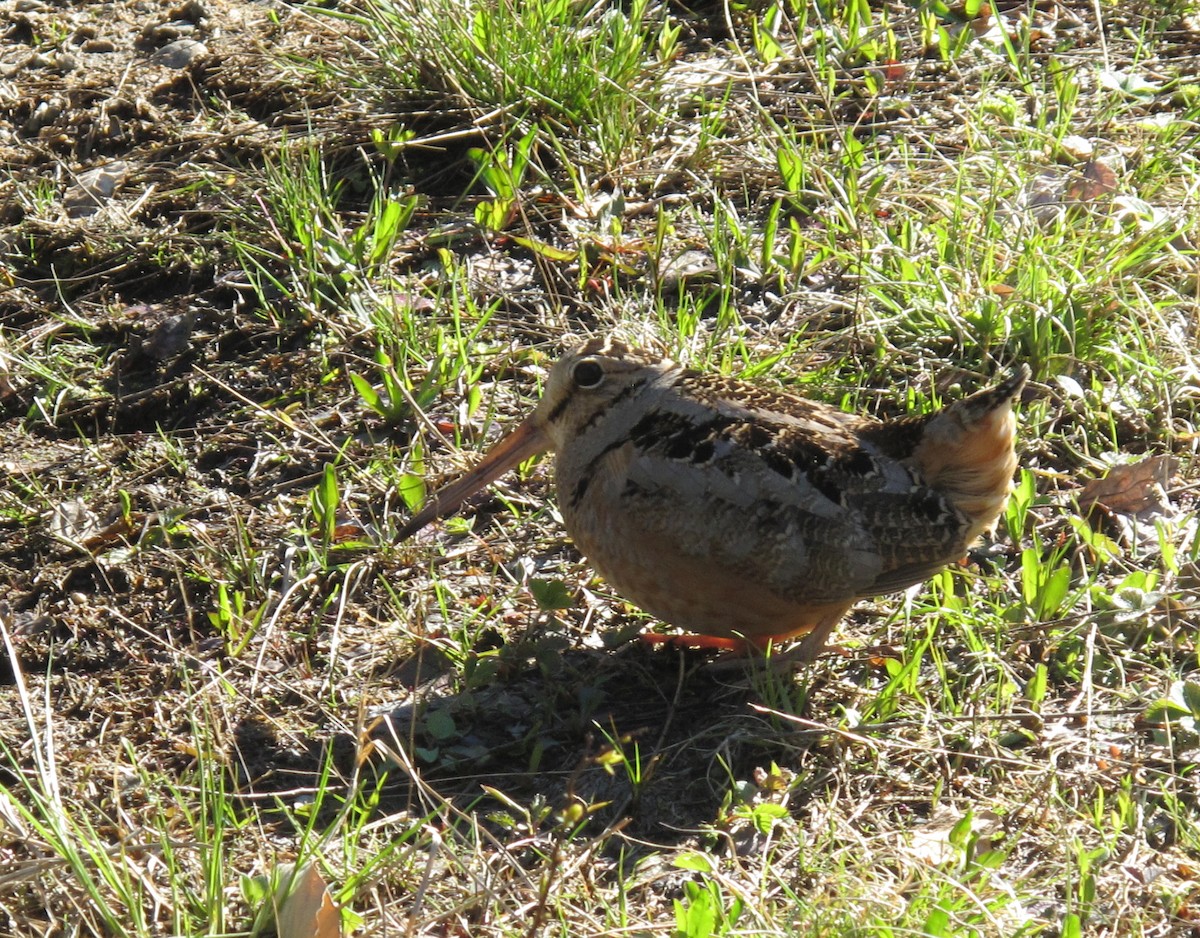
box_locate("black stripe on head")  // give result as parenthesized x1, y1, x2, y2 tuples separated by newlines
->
(569, 473, 592, 508)
(572, 374, 650, 437)
(548, 365, 653, 431)
(545, 393, 573, 426)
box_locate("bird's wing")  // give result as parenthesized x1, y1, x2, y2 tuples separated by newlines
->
(617, 376, 976, 604)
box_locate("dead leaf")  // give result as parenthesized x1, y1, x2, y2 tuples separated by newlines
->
(1078, 455, 1179, 519)
(49, 499, 101, 544)
(1065, 159, 1118, 203)
(64, 160, 130, 218)
(908, 809, 1002, 865)
(275, 864, 342, 938)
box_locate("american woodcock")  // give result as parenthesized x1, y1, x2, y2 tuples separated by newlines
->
(400, 338, 1029, 660)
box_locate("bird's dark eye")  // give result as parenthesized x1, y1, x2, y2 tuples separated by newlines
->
(572, 359, 605, 389)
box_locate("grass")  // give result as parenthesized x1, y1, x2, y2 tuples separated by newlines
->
(1, 0, 1199, 935)
(321, 0, 680, 171)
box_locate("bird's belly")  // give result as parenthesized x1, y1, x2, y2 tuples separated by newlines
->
(561, 494, 842, 641)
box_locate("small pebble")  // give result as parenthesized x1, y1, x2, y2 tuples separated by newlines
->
(149, 38, 207, 68)
(142, 19, 196, 42)
(171, 0, 208, 23)
(1058, 135, 1094, 161)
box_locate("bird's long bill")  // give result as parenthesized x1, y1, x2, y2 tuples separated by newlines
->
(398, 416, 550, 540)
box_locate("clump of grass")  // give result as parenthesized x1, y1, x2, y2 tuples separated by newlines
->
(320, 0, 680, 169)
(228, 136, 420, 325)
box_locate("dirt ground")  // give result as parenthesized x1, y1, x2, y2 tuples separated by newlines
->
(0, 0, 791, 874)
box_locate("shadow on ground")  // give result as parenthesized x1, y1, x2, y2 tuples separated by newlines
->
(231, 639, 850, 847)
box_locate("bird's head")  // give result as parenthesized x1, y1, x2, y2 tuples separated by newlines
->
(398, 336, 673, 538)
(531, 337, 675, 449)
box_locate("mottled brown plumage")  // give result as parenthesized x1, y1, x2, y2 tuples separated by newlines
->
(401, 338, 1029, 659)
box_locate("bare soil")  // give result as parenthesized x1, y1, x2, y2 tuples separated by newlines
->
(0, 0, 823, 884)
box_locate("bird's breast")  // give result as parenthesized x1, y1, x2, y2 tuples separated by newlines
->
(555, 436, 635, 524)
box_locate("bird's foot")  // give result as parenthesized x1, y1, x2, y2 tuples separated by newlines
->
(638, 631, 750, 653)
(638, 627, 848, 671)
(702, 639, 851, 673)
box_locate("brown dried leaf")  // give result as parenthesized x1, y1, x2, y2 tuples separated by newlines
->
(275, 864, 342, 938)
(1065, 159, 1118, 203)
(1078, 455, 1179, 518)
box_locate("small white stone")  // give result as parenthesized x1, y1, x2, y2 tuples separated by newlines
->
(1058, 135, 1093, 161)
